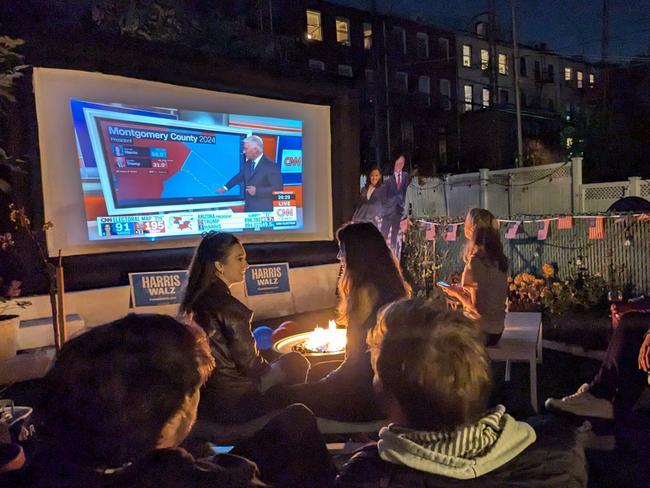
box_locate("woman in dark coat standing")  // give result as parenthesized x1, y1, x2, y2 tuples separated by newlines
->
(179, 232, 308, 425)
(352, 167, 384, 227)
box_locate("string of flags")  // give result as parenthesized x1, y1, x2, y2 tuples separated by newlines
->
(416, 213, 648, 242)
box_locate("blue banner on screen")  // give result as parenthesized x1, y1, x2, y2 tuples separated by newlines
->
(129, 270, 188, 307)
(71, 99, 304, 242)
(245, 263, 290, 296)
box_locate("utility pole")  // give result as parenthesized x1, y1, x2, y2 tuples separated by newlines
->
(601, 0, 610, 109)
(511, 0, 524, 167)
(487, 0, 501, 167)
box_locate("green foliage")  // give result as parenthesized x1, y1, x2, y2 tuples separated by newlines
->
(400, 223, 448, 298)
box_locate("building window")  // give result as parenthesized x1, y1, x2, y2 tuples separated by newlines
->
(338, 64, 353, 77)
(393, 27, 406, 54)
(500, 89, 509, 105)
(566, 137, 574, 149)
(401, 119, 414, 144)
(482, 87, 490, 108)
(547, 99, 555, 111)
(336, 17, 350, 46)
(589, 73, 595, 87)
(462, 44, 472, 67)
(520, 58, 528, 77)
(395, 71, 408, 92)
(498, 53, 508, 75)
(577, 70, 583, 88)
(480, 49, 489, 70)
(438, 127, 448, 165)
(439, 79, 451, 110)
(365, 69, 375, 83)
(464, 84, 473, 112)
(363, 22, 372, 49)
(418, 75, 431, 106)
(438, 37, 450, 61)
(416, 32, 429, 59)
(520, 91, 527, 108)
(306, 10, 322, 41)
(564, 67, 572, 81)
(535, 60, 542, 81)
(475, 21, 487, 37)
(308, 59, 325, 71)
(547, 64, 555, 82)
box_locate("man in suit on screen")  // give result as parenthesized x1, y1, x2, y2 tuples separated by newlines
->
(217, 135, 283, 212)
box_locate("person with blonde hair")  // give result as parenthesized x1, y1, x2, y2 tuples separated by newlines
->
(440, 208, 508, 345)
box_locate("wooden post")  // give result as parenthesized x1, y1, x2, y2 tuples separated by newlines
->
(55, 251, 67, 350)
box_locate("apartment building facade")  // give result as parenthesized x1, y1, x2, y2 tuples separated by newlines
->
(273, 0, 459, 174)
(455, 28, 599, 169)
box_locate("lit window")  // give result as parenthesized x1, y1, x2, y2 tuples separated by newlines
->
(566, 137, 574, 149)
(416, 32, 429, 59)
(306, 10, 322, 41)
(393, 27, 406, 54)
(396, 72, 408, 92)
(439, 79, 451, 110)
(482, 87, 490, 108)
(418, 75, 431, 106)
(462, 44, 472, 67)
(498, 53, 508, 75)
(464, 84, 473, 112)
(577, 70, 583, 88)
(338, 64, 353, 77)
(308, 59, 325, 71)
(564, 67, 572, 81)
(336, 17, 350, 46)
(438, 37, 450, 61)
(363, 22, 372, 49)
(480, 49, 489, 70)
(589, 73, 595, 86)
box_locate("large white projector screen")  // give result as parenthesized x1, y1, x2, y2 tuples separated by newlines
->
(33, 68, 333, 256)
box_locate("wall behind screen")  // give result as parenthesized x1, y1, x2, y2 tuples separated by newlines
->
(34, 68, 333, 256)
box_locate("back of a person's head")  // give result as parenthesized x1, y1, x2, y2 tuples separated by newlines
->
(37, 314, 214, 467)
(336, 222, 410, 305)
(368, 298, 492, 432)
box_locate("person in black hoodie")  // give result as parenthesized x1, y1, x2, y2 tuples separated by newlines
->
(337, 299, 587, 488)
(179, 232, 309, 425)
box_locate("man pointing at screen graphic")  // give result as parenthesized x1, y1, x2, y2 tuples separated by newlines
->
(217, 135, 283, 212)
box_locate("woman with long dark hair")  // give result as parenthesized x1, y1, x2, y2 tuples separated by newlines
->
(441, 208, 508, 345)
(267, 222, 411, 421)
(352, 167, 384, 226)
(180, 232, 308, 425)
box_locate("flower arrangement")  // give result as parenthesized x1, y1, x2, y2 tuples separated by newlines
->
(508, 260, 609, 315)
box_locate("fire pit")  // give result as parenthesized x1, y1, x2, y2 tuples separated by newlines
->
(273, 320, 346, 364)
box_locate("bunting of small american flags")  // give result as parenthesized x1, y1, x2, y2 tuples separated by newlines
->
(425, 223, 436, 240)
(537, 220, 550, 240)
(505, 221, 521, 239)
(557, 216, 573, 229)
(443, 224, 458, 241)
(587, 217, 605, 239)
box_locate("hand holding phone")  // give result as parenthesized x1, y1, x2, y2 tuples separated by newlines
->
(436, 281, 450, 288)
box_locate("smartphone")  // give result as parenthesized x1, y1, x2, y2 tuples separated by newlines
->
(436, 281, 450, 288)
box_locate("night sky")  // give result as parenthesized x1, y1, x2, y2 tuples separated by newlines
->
(329, 0, 650, 62)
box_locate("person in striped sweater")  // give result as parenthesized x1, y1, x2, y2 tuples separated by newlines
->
(337, 299, 587, 487)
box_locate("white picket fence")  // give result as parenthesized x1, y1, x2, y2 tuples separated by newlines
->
(360, 158, 648, 218)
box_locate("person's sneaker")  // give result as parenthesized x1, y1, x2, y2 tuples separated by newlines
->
(544, 384, 614, 419)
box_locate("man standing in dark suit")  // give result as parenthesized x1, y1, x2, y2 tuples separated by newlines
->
(380, 154, 409, 252)
(217, 135, 283, 212)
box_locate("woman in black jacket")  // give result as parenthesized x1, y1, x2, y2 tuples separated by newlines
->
(180, 232, 309, 425)
(352, 167, 384, 226)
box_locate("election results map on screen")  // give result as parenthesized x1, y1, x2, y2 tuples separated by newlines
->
(71, 99, 304, 241)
